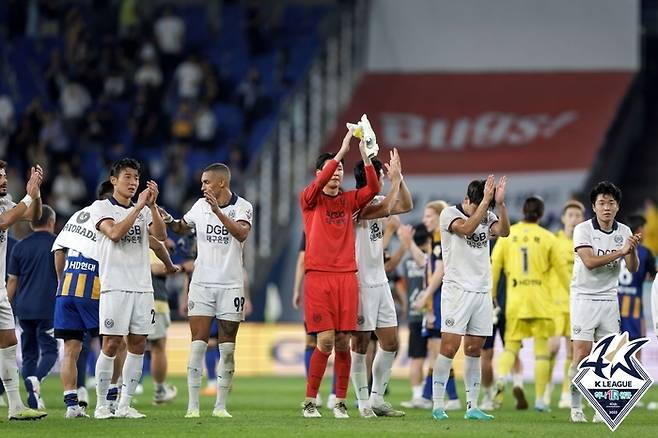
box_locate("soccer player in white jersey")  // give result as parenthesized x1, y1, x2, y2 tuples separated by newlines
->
(431, 175, 509, 421)
(569, 181, 640, 423)
(160, 163, 253, 419)
(351, 149, 412, 418)
(89, 158, 168, 419)
(0, 160, 47, 420)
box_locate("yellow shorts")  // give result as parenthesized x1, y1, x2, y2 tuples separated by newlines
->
(553, 312, 570, 337)
(505, 318, 554, 341)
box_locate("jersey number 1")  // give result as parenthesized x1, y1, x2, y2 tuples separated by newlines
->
(520, 247, 529, 275)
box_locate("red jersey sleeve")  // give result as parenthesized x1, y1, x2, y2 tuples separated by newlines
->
(300, 160, 338, 210)
(354, 164, 379, 210)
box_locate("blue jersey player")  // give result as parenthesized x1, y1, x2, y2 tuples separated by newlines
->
(617, 215, 655, 344)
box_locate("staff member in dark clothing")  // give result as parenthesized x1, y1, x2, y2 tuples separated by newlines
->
(7, 205, 58, 410)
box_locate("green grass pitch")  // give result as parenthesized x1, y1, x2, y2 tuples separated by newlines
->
(2, 376, 657, 437)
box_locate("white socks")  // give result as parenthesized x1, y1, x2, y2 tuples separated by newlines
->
(371, 349, 396, 407)
(0, 345, 25, 412)
(412, 384, 423, 400)
(464, 355, 481, 410)
(95, 351, 115, 409)
(569, 363, 581, 410)
(187, 340, 207, 412)
(215, 343, 236, 411)
(512, 371, 524, 388)
(350, 351, 370, 410)
(118, 352, 144, 409)
(432, 354, 453, 410)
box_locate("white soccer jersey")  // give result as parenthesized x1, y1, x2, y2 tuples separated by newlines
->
(90, 197, 154, 292)
(439, 205, 498, 292)
(52, 207, 98, 260)
(355, 196, 388, 287)
(183, 193, 253, 288)
(571, 218, 632, 299)
(0, 198, 15, 291)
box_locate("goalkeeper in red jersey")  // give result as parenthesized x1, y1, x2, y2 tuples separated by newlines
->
(300, 127, 379, 418)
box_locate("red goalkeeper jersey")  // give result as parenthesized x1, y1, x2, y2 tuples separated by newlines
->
(301, 159, 379, 273)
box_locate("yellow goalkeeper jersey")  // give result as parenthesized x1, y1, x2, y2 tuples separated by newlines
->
(547, 231, 575, 314)
(491, 222, 570, 320)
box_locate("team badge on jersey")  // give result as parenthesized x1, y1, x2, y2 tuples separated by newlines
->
(76, 211, 91, 223)
(573, 332, 652, 431)
(104, 319, 114, 329)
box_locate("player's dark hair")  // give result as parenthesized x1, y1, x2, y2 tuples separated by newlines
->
(97, 180, 114, 199)
(110, 158, 141, 178)
(315, 152, 343, 171)
(466, 179, 495, 208)
(523, 196, 544, 223)
(626, 214, 646, 234)
(0, 160, 6, 170)
(412, 223, 430, 246)
(354, 158, 383, 189)
(31, 204, 55, 228)
(590, 181, 621, 205)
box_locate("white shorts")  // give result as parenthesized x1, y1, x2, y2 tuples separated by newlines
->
(0, 290, 15, 330)
(188, 283, 244, 322)
(440, 283, 493, 337)
(99, 290, 155, 336)
(357, 282, 398, 332)
(147, 312, 171, 341)
(570, 297, 619, 342)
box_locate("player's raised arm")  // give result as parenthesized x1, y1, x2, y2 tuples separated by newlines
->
(450, 175, 495, 237)
(96, 188, 150, 242)
(301, 128, 354, 208)
(158, 206, 192, 235)
(146, 181, 167, 241)
(623, 233, 641, 273)
(354, 140, 380, 209)
(204, 189, 252, 242)
(21, 165, 44, 223)
(0, 167, 42, 231)
(490, 176, 510, 238)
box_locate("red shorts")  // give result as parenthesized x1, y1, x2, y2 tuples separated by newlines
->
(304, 271, 358, 333)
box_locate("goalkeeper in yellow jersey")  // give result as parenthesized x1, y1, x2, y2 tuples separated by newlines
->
(492, 196, 571, 412)
(545, 200, 585, 409)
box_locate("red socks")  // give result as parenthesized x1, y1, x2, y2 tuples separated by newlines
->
(305, 348, 330, 398)
(333, 350, 351, 399)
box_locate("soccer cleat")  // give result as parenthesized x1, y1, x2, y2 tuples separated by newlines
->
(154, 384, 178, 404)
(592, 412, 605, 423)
(212, 408, 232, 418)
(115, 405, 146, 419)
(512, 386, 528, 410)
(372, 402, 404, 417)
(431, 408, 449, 420)
(185, 409, 200, 418)
(94, 405, 115, 419)
(302, 401, 321, 418)
(534, 400, 551, 412)
(558, 392, 571, 409)
(570, 409, 587, 423)
(8, 407, 47, 421)
(445, 399, 461, 411)
(326, 393, 336, 410)
(333, 401, 349, 419)
(108, 400, 118, 415)
(400, 397, 433, 409)
(65, 406, 90, 419)
(464, 408, 494, 420)
(359, 407, 377, 418)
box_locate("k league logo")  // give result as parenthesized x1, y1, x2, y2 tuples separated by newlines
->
(573, 332, 653, 431)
